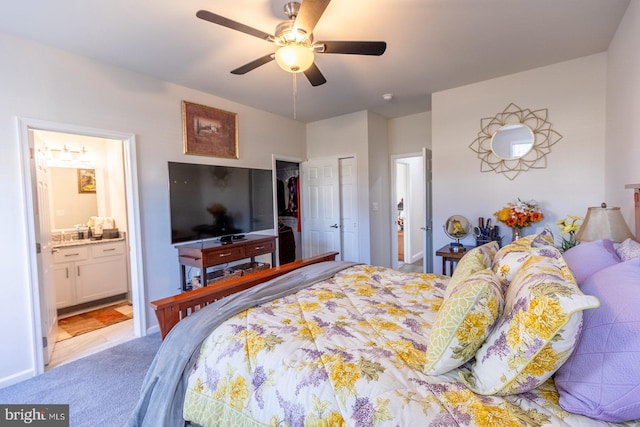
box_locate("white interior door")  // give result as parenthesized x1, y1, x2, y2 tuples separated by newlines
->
(423, 148, 433, 273)
(301, 157, 341, 258)
(405, 157, 425, 265)
(339, 157, 358, 262)
(32, 131, 57, 365)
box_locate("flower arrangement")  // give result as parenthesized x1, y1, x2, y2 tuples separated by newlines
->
(556, 214, 582, 252)
(494, 198, 544, 228)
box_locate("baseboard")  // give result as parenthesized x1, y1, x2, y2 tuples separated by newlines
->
(145, 324, 160, 336)
(0, 368, 37, 390)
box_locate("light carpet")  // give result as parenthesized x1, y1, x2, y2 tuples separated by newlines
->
(0, 333, 161, 427)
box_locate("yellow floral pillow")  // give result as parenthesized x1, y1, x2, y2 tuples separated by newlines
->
(492, 226, 555, 290)
(443, 241, 499, 299)
(460, 253, 600, 396)
(425, 268, 504, 375)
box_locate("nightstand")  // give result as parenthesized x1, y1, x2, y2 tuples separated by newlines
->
(436, 245, 474, 276)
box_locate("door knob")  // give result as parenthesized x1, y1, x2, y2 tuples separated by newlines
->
(330, 224, 339, 228)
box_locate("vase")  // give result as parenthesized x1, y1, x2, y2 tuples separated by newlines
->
(512, 226, 523, 241)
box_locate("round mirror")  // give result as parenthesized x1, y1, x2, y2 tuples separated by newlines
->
(491, 124, 534, 160)
(444, 215, 470, 248)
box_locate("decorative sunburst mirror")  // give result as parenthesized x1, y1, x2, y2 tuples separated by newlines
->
(469, 103, 563, 180)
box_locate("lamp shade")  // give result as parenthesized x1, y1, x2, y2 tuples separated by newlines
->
(575, 203, 634, 243)
(275, 44, 314, 73)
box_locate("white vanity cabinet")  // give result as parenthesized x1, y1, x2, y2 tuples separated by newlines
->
(53, 240, 128, 308)
(53, 246, 88, 308)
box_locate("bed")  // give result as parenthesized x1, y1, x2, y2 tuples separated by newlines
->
(130, 231, 640, 427)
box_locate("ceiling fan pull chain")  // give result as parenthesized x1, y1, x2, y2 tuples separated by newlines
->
(292, 72, 298, 120)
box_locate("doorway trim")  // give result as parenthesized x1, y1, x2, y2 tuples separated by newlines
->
(18, 117, 145, 375)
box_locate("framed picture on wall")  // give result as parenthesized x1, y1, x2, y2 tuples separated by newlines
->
(182, 101, 239, 159)
(77, 168, 96, 193)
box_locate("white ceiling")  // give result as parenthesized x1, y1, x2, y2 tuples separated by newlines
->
(0, 0, 630, 122)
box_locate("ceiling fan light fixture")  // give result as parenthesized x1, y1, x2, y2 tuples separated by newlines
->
(275, 44, 314, 73)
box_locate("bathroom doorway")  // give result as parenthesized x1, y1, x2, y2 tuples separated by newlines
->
(39, 130, 133, 369)
(19, 118, 145, 375)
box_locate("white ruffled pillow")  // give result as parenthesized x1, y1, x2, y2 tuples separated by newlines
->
(616, 238, 640, 261)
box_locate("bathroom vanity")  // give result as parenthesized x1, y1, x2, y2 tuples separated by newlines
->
(52, 238, 128, 309)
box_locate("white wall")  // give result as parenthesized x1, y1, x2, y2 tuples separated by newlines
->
(367, 112, 391, 266)
(388, 111, 432, 155)
(606, 0, 640, 233)
(432, 53, 608, 273)
(306, 111, 372, 264)
(0, 33, 305, 386)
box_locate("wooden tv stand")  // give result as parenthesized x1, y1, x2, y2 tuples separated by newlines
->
(176, 234, 276, 292)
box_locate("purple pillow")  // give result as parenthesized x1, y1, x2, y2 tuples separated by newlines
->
(562, 239, 621, 285)
(555, 257, 640, 422)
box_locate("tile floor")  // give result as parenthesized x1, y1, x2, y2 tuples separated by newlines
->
(47, 304, 136, 370)
(56, 301, 133, 342)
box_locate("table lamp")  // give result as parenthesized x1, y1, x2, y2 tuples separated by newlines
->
(575, 202, 634, 243)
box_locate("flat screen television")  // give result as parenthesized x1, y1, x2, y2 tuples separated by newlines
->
(168, 161, 274, 244)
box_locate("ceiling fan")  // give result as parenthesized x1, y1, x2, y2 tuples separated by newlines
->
(196, 0, 387, 87)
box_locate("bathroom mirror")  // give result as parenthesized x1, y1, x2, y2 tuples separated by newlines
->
(491, 124, 534, 159)
(444, 215, 470, 248)
(50, 167, 98, 229)
(469, 103, 563, 180)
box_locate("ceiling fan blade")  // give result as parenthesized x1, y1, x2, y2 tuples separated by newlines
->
(230, 54, 276, 75)
(294, 0, 331, 36)
(318, 41, 387, 56)
(196, 10, 273, 41)
(304, 63, 327, 87)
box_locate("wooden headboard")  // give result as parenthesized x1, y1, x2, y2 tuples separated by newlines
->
(150, 252, 339, 339)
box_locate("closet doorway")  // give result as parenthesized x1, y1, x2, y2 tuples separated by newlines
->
(275, 158, 302, 265)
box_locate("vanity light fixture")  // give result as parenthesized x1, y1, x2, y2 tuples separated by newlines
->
(45, 144, 92, 166)
(61, 145, 72, 162)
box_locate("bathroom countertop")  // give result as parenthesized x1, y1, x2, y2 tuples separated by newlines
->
(53, 236, 125, 248)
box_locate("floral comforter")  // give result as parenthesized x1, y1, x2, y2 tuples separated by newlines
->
(183, 265, 638, 427)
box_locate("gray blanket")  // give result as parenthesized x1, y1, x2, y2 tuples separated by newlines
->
(128, 260, 357, 427)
